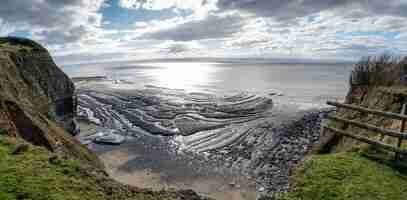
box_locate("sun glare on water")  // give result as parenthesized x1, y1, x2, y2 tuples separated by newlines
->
(145, 62, 220, 91)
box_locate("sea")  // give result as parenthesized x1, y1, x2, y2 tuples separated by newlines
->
(62, 60, 354, 109)
(61, 59, 354, 200)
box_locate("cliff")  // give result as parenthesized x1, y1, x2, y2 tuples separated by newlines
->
(0, 37, 100, 167)
(0, 37, 77, 134)
(0, 37, 209, 200)
(324, 55, 407, 153)
(329, 86, 407, 152)
(274, 58, 407, 200)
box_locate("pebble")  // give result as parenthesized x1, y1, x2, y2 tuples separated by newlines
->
(77, 87, 332, 197)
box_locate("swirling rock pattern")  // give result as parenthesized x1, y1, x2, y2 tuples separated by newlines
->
(77, 86, 273, 150)
(76, 82, 329, 196)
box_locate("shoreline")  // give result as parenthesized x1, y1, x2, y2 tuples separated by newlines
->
(77, 119, 259, 200)
(93, 137, 258, 200)
(75, 85, 331, 199)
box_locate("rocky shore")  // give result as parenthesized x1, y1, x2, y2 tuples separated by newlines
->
(75, 78, 331, 199)
(202, 108, 332, 196)
(0, 37, 209, 200)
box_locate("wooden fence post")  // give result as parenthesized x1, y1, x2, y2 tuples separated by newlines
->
(327, 101, 407, 159)
(396, 104, 406, 160)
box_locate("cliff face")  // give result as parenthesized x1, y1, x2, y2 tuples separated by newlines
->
(0, 37, 210, 200)
(0, 37, 99, 167)
(325, 85, 407, 153)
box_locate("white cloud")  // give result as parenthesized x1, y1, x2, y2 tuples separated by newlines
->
(220, 2, 407, 58)
(0, 19, 16, 36)
(118, 0, 211, 10)
(4, 0, 407, 63)
(119, 0, 201, 10)
(118, 0, 218, 17)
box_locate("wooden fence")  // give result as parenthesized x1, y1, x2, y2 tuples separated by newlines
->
(323, 101, 407, 160)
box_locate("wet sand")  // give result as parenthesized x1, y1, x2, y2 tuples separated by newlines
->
(74, 85, 269, 199)
(91, 137, 258, 200)
(75, 81, 328, 198)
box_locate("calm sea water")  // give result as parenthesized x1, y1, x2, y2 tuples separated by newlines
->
(62, 61, 353, 108)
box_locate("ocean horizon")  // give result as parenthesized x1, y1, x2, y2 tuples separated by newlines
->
(63, 59, 353, 109)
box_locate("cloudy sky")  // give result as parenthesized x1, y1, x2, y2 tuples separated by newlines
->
(2, 0, 407, 64)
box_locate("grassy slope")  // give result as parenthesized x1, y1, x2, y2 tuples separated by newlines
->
(0, 136, 102, 200)
(278, 153, 407, 200)
(0, 134, 206, 200)
(0, 37, 45, 52)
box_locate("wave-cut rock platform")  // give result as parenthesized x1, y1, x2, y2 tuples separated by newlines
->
(75, 82, 329, 198)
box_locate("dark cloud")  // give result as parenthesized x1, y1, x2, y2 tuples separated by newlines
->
(0, 1, 74, 28)
(0, 0, 105, 44)
(161, 43, 192, 54)
(365, 0, 407, 17)
(216, 0, 407, 19)
(35, 26, 91, 44)
(141, 14, 245, 41)
(217, 0, 354, 19)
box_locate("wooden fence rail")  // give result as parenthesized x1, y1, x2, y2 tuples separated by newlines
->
(324, 101, 407, 160)
(327, 101, 407, 121)
(327, 116, 407, 139)
(324, 126, 407, 155)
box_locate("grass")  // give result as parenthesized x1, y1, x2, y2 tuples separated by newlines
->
(351, 54, 407, 86)
(0, 37, 45, 52)
(0, 134, 206, 200)
(277, 152, 407, 200)
(0, 135, 105, 200)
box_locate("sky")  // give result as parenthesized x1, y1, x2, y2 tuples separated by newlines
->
(1, 0, 407, 65)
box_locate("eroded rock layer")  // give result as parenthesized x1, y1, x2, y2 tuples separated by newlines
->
(0, 37, 99, 167)
(77, 86, 273, 148)
(77, 82, 329, 195)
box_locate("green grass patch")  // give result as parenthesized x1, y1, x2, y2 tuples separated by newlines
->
(0, 135, 105, 200)
(0, 135, 206, 200)
(0, 37, 44, 51)
(279, 153, 407, 200)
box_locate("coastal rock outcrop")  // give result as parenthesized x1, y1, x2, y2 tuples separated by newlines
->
(75, 81, 331, 197)
(0, 37, 99, 167)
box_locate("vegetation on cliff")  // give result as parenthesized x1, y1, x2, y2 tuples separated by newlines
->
(0, 37, 46, 52)
(0, 133, 208, 200)
(0, 36, 100, 168)
(277, 152, 407, 200)
(0, 37, 209, 200)
(275, 54, 407, 200)
(351, 54, 407, 86)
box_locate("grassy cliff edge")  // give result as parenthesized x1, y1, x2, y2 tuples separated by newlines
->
(274, 56, 407, 200)
(0, 37, 209, 200)
(0, 133, 208, 200)
(277, 152, 407, 200)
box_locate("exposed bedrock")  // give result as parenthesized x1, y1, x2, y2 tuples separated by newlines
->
(1, 40, 77, 134)
(77, 88, 273, 138)
(77, 83, 330, 195)
(219, 110, 330, 194)
(0, 37, 99, 167)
